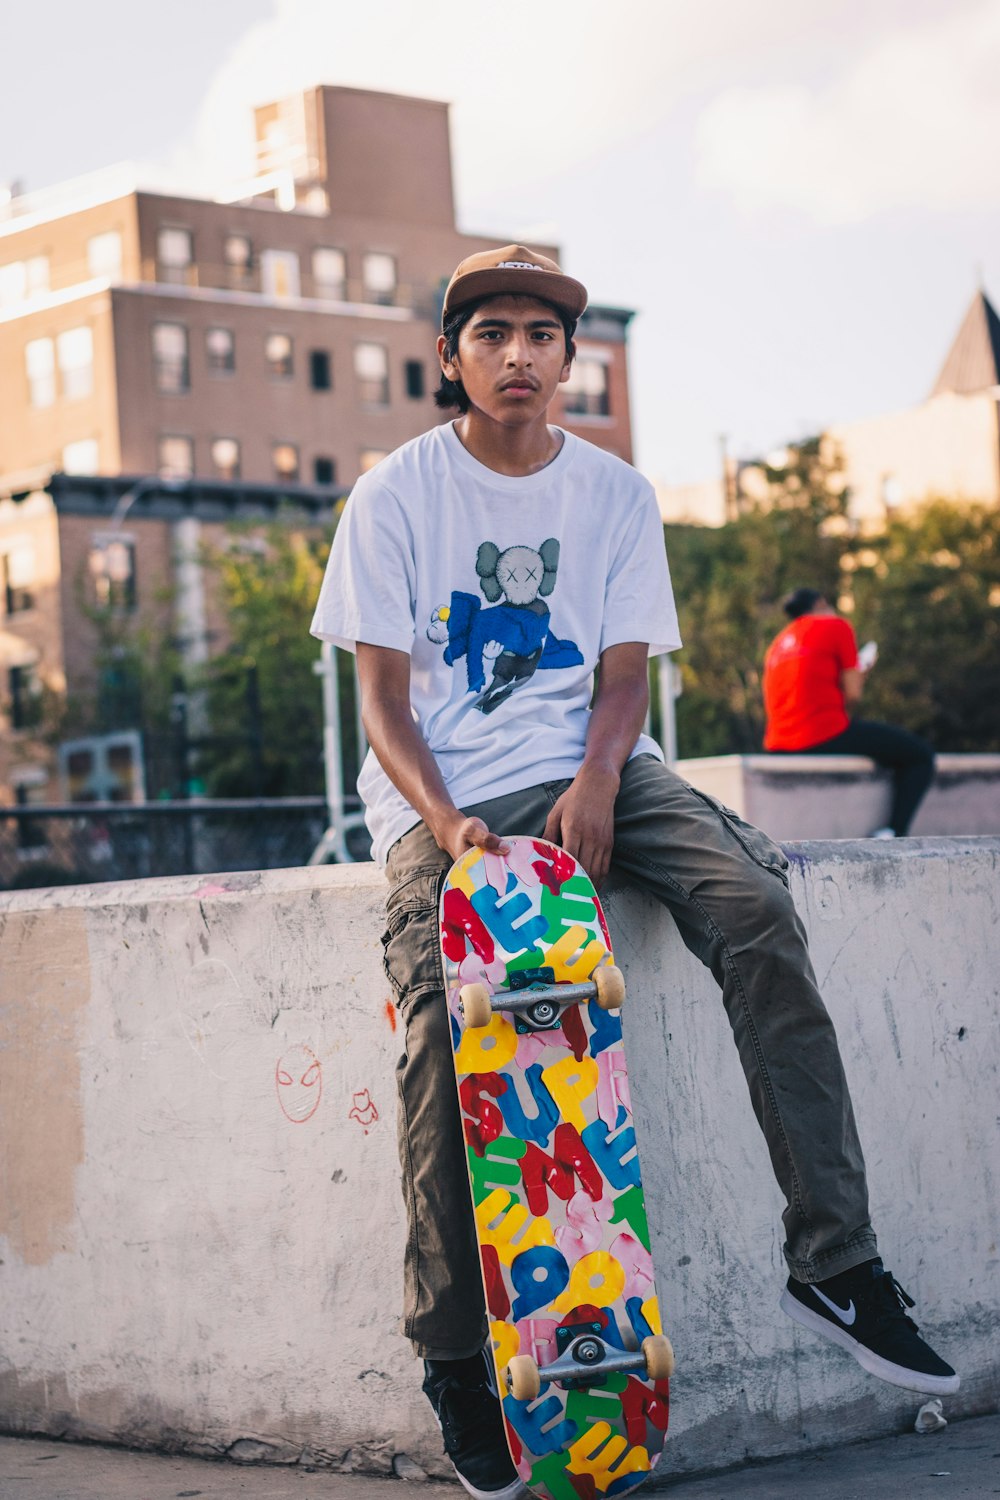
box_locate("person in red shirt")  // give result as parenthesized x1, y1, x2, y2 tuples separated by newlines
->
(763, 587, 935, 836)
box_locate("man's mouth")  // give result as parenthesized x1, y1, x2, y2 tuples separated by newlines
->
(500, 378, 538, 393)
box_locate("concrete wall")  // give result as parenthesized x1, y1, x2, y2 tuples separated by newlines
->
(1, 845, 998, 1483)
(676, 753, 1000, 840)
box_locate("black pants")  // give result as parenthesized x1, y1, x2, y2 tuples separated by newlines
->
(773, 720, 935, 835)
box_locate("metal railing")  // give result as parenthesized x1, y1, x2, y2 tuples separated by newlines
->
(0, 799, 372, 892)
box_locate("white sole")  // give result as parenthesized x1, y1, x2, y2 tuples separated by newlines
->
(451, 1469, 530, 1500)
(780, 1288, 960, 1396)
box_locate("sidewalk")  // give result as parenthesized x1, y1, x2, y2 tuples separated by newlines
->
(2, 1414, 998, 1500)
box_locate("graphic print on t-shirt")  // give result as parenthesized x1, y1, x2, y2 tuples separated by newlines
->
(426, 537, 583, 714)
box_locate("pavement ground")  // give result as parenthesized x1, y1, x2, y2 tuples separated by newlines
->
(1, 1414, 999, 1500)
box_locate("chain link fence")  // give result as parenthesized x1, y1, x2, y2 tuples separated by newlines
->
(0, 799, 371, 892)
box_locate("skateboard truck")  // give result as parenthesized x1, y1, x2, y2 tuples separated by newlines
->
(459, 964, 625, 1031)
(505, 1331, 674, 1401)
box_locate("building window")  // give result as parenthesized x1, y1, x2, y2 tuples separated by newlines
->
(57, 326, 94, 399)
(355, 342, 389, 405)
(62, 438, 100, 475)
(89, 538, 136, 610)
(158, 435, 194, 479)
(314, 456, 336, 485)
(562, 356, 610, 417)
(206, 326, 235, 374)
(310, 349, 332, 390)
(312, 247, 346, 300)
(25, 337, 56, 408)
(404, 359, 425, 399)
(211, 437, 241, 481)
(8, 664, 43, 731)
(157, 226, 194, 283)
(2, 545, 35, 614)
(260, 249, 300, 299)
(224, 233, 253, 285)
(266, 332, 294, 379)
(273, 442, 300, 482)
(152, 321, 189, 393)
(0, 256, 48, 308)
(88, 230, 123, 281)
(362, 252, 396, 305)
(360, 449, 388, 473)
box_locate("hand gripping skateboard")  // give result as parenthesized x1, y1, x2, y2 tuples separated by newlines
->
(441, 836, 674, 1499)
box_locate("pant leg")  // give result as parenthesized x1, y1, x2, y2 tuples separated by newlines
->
(796, 720, 935, 835)
(611, 754, 877, 1282)
(381, 780, 566, 1358)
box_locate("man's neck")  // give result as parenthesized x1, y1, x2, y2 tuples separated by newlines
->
(453, 410, 563, 477)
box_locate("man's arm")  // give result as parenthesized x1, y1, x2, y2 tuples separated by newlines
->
(356, 642, 509, 862)
(544, 641, 650, 889)
(841, 666, 863, 712)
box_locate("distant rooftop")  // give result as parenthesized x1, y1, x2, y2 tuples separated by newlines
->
(930, 289, 1000, 398)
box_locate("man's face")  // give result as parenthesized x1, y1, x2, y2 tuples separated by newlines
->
(438, 295, 573, 425)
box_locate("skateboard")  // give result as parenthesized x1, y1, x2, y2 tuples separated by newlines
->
(440, 836, 673, 1500)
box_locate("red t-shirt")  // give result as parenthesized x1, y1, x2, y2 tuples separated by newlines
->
(763, 614, 858, 750)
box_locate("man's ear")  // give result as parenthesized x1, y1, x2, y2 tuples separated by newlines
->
(437, 333, 459, 381)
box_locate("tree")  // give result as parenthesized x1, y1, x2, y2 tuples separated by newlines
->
(194, 524, 335, 796)
(847, 501, 1000, 751)
(668, 440, 849, 756)
(667, 451, 1000, 756)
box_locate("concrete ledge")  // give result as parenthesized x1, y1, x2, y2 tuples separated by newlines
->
(675, 753, 1000, 839)
(1, 845, 998, 1482)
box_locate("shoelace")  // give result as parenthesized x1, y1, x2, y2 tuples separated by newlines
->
(872, 1271, 918, 1332)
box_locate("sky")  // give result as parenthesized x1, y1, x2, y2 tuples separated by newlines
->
(4, 0, 1000, 485)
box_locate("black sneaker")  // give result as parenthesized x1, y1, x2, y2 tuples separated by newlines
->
(422, 1349, 527, 1500)
(781, 1258, 959, 1396)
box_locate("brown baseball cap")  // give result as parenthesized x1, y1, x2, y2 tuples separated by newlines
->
(442, 244, 588, 325)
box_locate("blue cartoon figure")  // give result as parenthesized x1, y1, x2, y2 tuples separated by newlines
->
(427, 538, 583, 714)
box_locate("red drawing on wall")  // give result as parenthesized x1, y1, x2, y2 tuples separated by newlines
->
(275, 1045, 323, 1123)
(349, 1088, 379, 1133)
(384, 1000, 397, 1033)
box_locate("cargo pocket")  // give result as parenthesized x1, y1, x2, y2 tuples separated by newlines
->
(381, 867, 447, 1009)
(687, 787, 790, 886)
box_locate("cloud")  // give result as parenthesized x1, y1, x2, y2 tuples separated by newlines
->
(695, 0, 1000, 223)
(175, 0, 826, 212)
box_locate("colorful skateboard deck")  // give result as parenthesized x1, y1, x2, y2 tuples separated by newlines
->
(440, 836, 672, 1500)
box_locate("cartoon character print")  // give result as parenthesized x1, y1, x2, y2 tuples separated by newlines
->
(427, 539, 583, 714)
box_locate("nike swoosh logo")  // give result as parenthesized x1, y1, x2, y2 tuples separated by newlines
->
(812, 1287, 857, 1326)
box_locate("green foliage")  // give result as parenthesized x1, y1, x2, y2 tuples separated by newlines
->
(847, 502, 1000, 750)
(56, 572, 183, 791)
(669, 441, 849, 756)
(194, 525, 334, 796)
(668, 446, 1000, 756)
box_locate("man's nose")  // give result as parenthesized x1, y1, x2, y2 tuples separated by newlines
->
(505, 333, 532, 364)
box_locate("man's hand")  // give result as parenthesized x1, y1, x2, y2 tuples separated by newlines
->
(433, 812, 511, 864)
(544, 764, 620, 889)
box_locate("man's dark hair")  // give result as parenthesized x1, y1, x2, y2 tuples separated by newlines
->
(434, 295, 578, 412)
(782, 586, 825, 619)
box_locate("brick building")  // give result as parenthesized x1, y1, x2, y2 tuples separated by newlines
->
(0, 85, 636, 804)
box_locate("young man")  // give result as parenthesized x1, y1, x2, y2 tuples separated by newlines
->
(311, 247, 957, 1500)
(763, 586, 936, 837)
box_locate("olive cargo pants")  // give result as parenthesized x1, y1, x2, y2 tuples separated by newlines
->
(381, 755, 876, 1359)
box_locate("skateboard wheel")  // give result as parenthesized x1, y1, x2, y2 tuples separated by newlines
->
(642, 1333, 675, 1380)
(506, 1354, 541, 1402)
(459, 983, 492, 1028)
(593, 964, 626, 1011)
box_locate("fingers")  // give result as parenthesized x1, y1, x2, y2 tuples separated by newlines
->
(461, 817, 510, 857)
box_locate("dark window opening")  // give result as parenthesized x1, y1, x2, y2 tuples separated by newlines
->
(314, 456, 336, 485)
(310, 350, 332, 390)
(404, 359, 425, 399)
(9, 664, 42, 730)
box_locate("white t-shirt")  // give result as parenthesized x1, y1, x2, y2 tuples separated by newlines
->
(310, 422, 681, 865)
